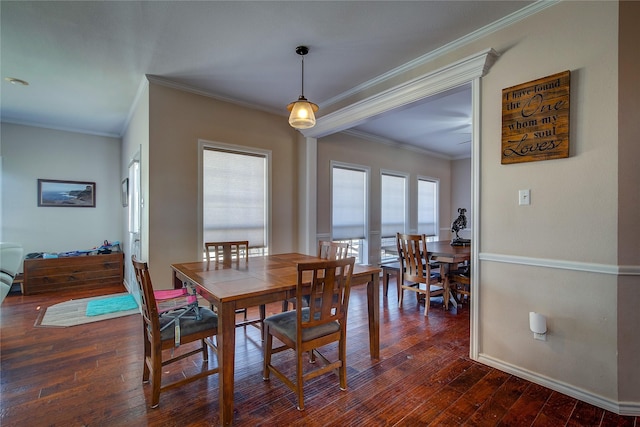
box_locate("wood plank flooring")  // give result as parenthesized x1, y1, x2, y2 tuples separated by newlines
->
(1, 280, 637, 426)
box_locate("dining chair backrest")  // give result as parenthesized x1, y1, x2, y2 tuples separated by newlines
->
(297, 256, 355, 335)
(396, 233, 431, 285)
(131, 255, 161, 352)
(131, 256, 161, 341)
(204, 241, 249, 265)
(317, 240, 349, 260)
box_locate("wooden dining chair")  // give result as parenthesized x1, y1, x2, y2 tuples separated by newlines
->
(131, 256, 218, 408)
(396, 233, 446, 316)
(317, 240, 349, 261)
(449, 263, 471, 306)
(204, 240, 249, 265)
(282, 240, 349, 312)
(263, 256, 355, 411)
(204, 241, 264, 329)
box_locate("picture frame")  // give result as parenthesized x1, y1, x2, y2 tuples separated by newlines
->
(121, 178, 129, 207)
(37, 179, 96, 207)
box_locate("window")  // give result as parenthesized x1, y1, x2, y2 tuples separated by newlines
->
(332, 164, 368, 264)
(127, 160, 140, 234)
(418, 177, 438, 239)
(202, 145, 269, 257)
(380, 172, 407, 261)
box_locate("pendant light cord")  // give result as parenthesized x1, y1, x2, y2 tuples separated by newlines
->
(300, 55, 305, 97)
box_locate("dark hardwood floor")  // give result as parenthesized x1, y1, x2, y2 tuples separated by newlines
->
(1, 279, 637, 426)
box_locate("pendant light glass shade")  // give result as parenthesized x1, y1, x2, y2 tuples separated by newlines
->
(287, 46, 318, 130)
(287, 96, 319, 129)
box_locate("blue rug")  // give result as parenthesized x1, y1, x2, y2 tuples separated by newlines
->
(86, 294, 138, 317)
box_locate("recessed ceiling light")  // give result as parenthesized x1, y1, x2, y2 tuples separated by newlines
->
(4, 77, 29, 86)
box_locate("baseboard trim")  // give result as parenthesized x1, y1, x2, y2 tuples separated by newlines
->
(478, 354, 640, 416)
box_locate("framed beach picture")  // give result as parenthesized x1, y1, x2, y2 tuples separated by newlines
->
(37, 179, 96, 207)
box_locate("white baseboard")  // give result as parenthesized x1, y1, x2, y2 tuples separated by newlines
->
(123, 278, 133, 294)
(478, 353, 640, 416)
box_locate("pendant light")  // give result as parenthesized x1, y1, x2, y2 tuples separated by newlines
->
(287, 46, 319, 129)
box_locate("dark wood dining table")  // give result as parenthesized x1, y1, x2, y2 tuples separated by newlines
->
(427, 240, 471, 264)
(171, 253, 381, 426)
(380, 240, 471, 307)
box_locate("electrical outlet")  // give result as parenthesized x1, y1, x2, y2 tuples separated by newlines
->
(533, 332, 547, 341)
(519, 189, 530, 205)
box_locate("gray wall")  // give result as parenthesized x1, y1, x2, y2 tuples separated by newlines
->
(1, 123, 122, 262)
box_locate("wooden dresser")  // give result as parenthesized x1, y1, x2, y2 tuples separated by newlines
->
(22, 252, 124, 295)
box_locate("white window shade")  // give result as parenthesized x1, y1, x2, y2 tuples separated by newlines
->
(418, 178, 437, 236)
(203, 149, 266, 247)
(381, 173, 406, 238)
(332, 167, 366, 240)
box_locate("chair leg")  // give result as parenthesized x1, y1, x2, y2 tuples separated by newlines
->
(262, 326, 272, 380)
(259, 304, 266, 341)
(150, 343, 162, 408)
(383, 271, 389, 297)
(397, 272, 404, 304)
(201, 338, 209, 361)
(423, 292, 429, 317)
(142, 327, 151, 383)
(281, 300, 289, 312)
(339, 331, 347, 391)
(296, 348, 305, 411)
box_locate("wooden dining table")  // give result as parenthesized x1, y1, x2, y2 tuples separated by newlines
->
(380, 240, 471, 308)
(171, 253, 381, 426)
(428, 240, 471, 264)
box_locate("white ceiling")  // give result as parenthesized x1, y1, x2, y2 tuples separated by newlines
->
(1, 1, 536, 159)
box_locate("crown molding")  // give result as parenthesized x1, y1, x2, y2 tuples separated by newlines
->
(145, 75, 283, 117)
(319, 0, 558, 109)
(0, 118, 120, 139)
(303, 48, 499, 139)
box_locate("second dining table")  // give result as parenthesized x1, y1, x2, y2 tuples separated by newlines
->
(381, 240, 471, 308)
(171, 252, 381, 426)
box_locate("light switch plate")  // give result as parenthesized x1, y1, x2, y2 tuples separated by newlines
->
(519, 189, 530, 205)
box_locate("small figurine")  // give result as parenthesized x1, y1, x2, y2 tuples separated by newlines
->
(451, 208, 470, 246)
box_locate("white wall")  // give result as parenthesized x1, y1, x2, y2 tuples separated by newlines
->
(472, 1, 635, 412)
(121, 83, 149, 292)
(1, 123, 122, 261)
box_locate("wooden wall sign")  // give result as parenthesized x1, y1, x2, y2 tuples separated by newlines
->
(501, 70, 570, 164)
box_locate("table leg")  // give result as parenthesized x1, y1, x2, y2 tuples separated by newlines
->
(366, 273, 380, 359)
(218, 302, 237, 426)
(172, 270, 183, 289)
(443, 263, 457, 310)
